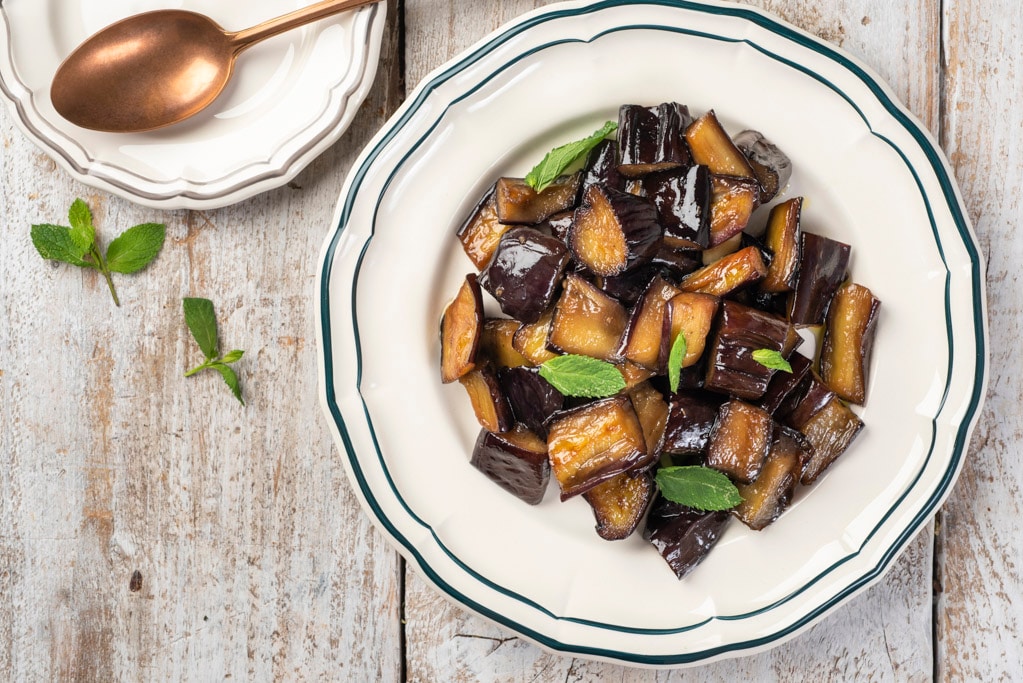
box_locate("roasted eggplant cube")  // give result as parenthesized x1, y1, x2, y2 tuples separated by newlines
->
(659, 391, 725, 454)
(479, 227, 570, 324)
(440, 273, 484, 383)
(511, 310, 559, 365)
(643, 165, 711, 249)
(539, 209, 575, 244)
(583, 472, 655, 540)
(821, 282, 881, 404)
(499, 366, 564, 437)
(704, 300, 797, 400)
(597, 247, 700, 307)
(678, 246, 767, 298)
(617, 102, 692, 177)
(733, 129, 793, 204)
(787, 232, 851, 325)
(569, 184, 662, 276)
(760, 197, 803, 293)
(709, 174, 760, 247)
(733, 425, 809, 530)
(458, 363, 514, 433)
(757, 353, 812, 415)
(618, 276, 683, 370)
(470, 426, 550, 505)
(494, 173, 582, 225)
(549, 273, 629, 361)
(685, 110, 757, 180)
(456, 183, 512, 270)
(628, 381, 670, 462)
(644, 496, 730, 580)
(663, 291, 720, 370)
(706, 400, 774, 484)
(546, 396, 649, 499)
(479, 318, 530, 369)
(580, 138, 626, 197)
(787, 376, 864, 484)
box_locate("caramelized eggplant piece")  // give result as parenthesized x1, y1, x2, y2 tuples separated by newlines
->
(644, 496, 730, 580)
(704, 300, 797, 400)
(760, 197, 803, 293)
(615, 360, 655, 391)
(709, 175, 760, 247)
(569, 184, 662, 276)
(440, 274, 484, 383)
(470, 426, 550, 505)
(733, 426, 809, 530)
(787, 376, 864, 484)
(618, 276, 683, 370)
(757, 353, 812, 415)
(706, 400, 773, 483)
(549, 273, 629, 361)
(787, 232, 851, 325)
(628, 381, 670, 462)
(479, 319, 530, 369)
(685, 110, 757, 180)
(643, 165, 711, 249)
(499, 366, 564, 437)
(663, 291, 720, 369)
(494, 173, 582, 225)
(511, 310, 559, 365)
(580, 138, 626, 197)
(659, 391, 725, 454)
(733, 129, 792, 203)
(459, 362, 514, 433)
(456, 184, 512, 270)
(597, 247, 699, 307)
(584, 471, 655, 540)
(617, 102, 692, 177)
(678, 246, 768, 298)
(547, 396, 650, 499)
(821, 282, 881, 404)
(480, 227, 570, 324)
(539, 209, 575, 244)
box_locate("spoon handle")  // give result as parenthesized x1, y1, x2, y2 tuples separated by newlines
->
(229, 0, 382, 51)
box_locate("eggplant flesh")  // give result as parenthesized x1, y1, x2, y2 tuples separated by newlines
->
(709, 175, 760, 247)
(787, 376, 864, 484)
(617, 102, 693, 177)
(663, 291, 720, 370)
(679, 246, 767, 298)
(549, 273, 629, 361)
(643, 165, 711, 249)
(644, 496, 730, 579)
(499, 366, 564, 438)
(704, 300, 797, 400)
(456, 184, 511, 270)
(733, 129, 793, 203)
(733, 425, 808, 530)
(618, 276, 683, 370)
(479, 227, 569, 324)
(685, 110, 756, 180)
(495, 174, 582, 225)
(470, 426, 550, 505)
(760, 197, 803, 293)
(787, 232, 851, 326)
(706, 400, 773, 484)
(569, 184, 662, 276)
(440, 273, 484, 383)
(459, 362, 514, 433)
(583, 472, 655, 540)
(821, 282, 881, 404)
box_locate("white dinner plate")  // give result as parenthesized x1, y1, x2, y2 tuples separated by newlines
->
(316, 0, 987, 667)
(0, 1, 386, 210)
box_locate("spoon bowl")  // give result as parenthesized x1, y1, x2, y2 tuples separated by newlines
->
(51, 0, 380, 133)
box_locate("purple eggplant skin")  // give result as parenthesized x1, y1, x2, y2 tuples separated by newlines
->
(787, 232, 851, 325)
(470, 428, 550, 505)
(499, 366, 564, 438)
(644, 496, 731, 580)
(757, 353, 813, 415)
(580, 138, 626, 198)
(538, 209, 575, 244)
(617, 103, 693, 178)
(479, 227, 570, 324)
(597, 247, 700, 307)
(643, 165, 711, 248)
(704, 300, 797, 400)
(733, 129, 793, 204)
(659, 391, 725, 454)
(569, 184, 663, 276)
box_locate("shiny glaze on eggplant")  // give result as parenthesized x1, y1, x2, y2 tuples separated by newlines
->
(479, 227, 569, 324)
(643, 496, 730, 579)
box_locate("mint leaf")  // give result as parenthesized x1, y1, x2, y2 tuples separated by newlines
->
(67, 198, 95, 254)
(183, 297, 219, 359)
(31, 224, 91, 266)
(212, 362, 244, 405)
(655, 466, 742, 511)
(525, 120, 617, 193)
(752, 349, 792, 373)
(106, 222, 166, 274)
(221, 349, 244, 364)
(667, 332, 687, 393)
(538, 354, 625, 398)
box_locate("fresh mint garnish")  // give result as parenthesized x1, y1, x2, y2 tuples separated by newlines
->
(538, 354, 625, 398)
(525, 120, 618, 193)
(667, 331, 687, 393)
(752, 348, 792, 373)
(30, 198, 165, 306)
(654, 466, 742, 511)
(183, 297, 245, 405)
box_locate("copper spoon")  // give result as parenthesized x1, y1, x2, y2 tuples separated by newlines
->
(50, 0, 381, 133)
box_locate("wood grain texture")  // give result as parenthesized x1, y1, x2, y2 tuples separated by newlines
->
(0, 1, 405, 680)
(935, 0, 1023, 680)
(401, 0, 938, 678)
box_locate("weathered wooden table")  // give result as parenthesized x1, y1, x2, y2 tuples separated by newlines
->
(0, 0, 1017, 679)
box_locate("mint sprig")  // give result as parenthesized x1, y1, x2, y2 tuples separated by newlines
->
(667, 332, 687, 393)
(30, 198, 165, 306)
(183, 297, 245, 405)
(655, 466, 742, 511)
(752, 349, 792, 373)
(538, 354, 625, 398)
(525, 120, 618, 193)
